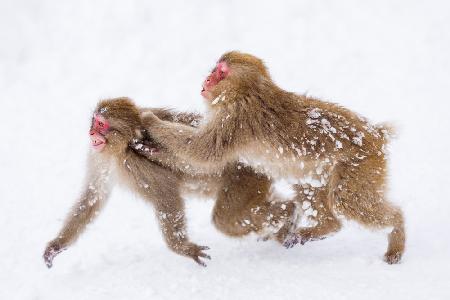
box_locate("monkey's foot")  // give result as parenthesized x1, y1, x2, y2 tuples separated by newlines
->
(384, 251, 402, 265)
(179, 243, 211, 267)
(256, 223, 291, 243)
(43, 243, 66, 268)
(282, 233, 306, 249)
(282, 230, 326, 249)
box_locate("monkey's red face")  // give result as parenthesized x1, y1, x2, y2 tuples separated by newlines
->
(89, 113, 110, 152)
(201, 61, 230, 101)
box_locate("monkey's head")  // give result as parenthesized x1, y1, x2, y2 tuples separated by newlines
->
(201, 51, 271, 104)
(90, 97, 143, 153)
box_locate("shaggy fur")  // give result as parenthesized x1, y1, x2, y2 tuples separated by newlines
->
(140, 51, 405, 264)
(44, 98, 297, 268)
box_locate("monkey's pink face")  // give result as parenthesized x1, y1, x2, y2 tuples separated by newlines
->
(89, 113, 110, 152)
(201, 61, 230, 101)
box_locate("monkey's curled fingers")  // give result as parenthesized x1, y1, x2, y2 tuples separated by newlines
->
(129, 139, 160, 157)
(43, 240, 66, 268)
(179, 243, 211, 267)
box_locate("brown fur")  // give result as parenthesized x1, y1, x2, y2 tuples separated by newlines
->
(44, 98, 296, 268)
(140, 51, 405, 264)
(135, 107, 298, 242)
(43, 99, 212, 267)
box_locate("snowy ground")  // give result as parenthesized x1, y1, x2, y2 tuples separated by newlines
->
(1, 0, 450, 299)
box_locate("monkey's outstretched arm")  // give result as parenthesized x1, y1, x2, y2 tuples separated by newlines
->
(140, 108, 202, 127)
(140, 110, 244, 171)
(43, 154, 114, 268)
(130, 109, 203, 163)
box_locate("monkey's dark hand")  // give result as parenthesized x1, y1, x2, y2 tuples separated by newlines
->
(130, 139, 160, 158)
(43, 239, 66, 268)
(178, 243, 211, 267)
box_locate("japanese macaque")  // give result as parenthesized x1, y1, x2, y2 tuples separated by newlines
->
(44, 98, 296, 268)
(137, 51, 406, 264)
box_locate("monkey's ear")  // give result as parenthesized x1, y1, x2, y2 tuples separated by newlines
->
(134, 129, 144, 139)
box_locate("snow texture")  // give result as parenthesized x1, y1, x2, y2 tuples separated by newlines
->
(1, 0, 450, 299)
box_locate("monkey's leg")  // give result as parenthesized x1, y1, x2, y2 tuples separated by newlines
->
(384, 209, 405, 264)
(331, 157, 406, 264)
(212, 164, 296, 240)
(152, 195, 211, 267)
(44, 155, 113, 268)
(283, 184, 342, 248)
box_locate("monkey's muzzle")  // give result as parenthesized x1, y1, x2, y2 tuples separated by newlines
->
(90, 129, 106, 152)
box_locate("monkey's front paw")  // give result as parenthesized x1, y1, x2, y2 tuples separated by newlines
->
(384, 251, 402, 265)
(180, 243, 211, 267)
(43, 241, 66, 268)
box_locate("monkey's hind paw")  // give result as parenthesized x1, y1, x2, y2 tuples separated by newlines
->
(282, 233, 301, 249)
(282, 232, 312, 249)
(384, 251, 402, 265)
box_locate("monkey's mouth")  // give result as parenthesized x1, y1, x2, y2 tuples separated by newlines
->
(91, 139, 105, 148)
(90, 130, 107, 151)
(201, 86, 211, 99)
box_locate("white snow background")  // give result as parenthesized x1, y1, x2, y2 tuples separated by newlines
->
(1, 1, 450, 299)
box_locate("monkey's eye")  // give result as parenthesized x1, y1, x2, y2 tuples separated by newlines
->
(98, 122, 104, 127)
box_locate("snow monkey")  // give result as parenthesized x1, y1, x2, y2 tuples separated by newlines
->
(137, 51, 406, 264)
(44, 98, 297, 268)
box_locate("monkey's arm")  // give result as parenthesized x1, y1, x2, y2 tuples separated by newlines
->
(43, 154, 113, 268)
(140, 110, 244, 171)
(149, 190, 211, 266)
(140, 108, 202, 127)
(131, 109, 203, 164)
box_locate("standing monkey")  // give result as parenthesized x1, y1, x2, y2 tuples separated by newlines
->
(137, 51, 405, 264)
(44, 98, 297, 268)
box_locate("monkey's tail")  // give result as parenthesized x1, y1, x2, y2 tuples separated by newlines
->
(376, 122, 397, 141)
